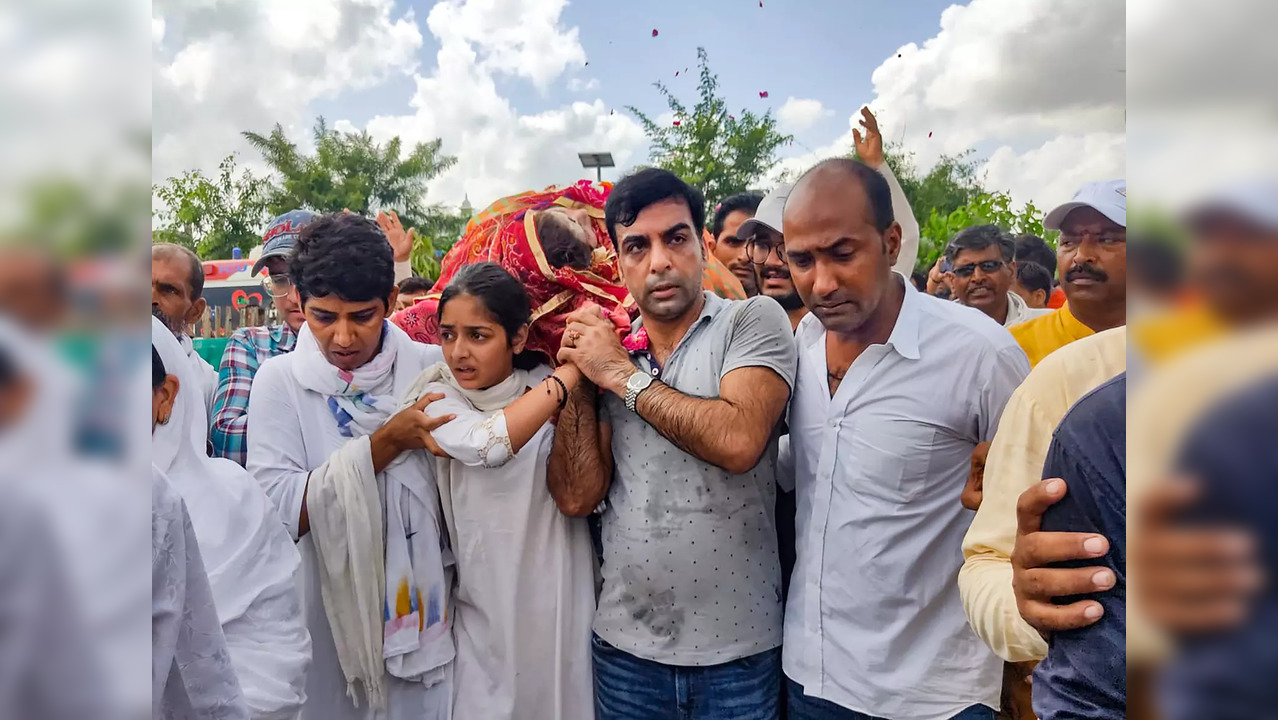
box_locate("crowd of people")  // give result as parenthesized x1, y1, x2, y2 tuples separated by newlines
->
(139, 105, 1278, 720)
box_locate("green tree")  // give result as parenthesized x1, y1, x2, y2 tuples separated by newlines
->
(916, 192, 1052, 271)
(628, 48, 791, 205)
(242, 117, 457, 231)
(152, 154, 270, 259)
(410, 209, 472, 280)
(850, 142, 1050, 271)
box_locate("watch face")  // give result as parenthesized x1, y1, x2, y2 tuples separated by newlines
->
(628, 371, 652, 391)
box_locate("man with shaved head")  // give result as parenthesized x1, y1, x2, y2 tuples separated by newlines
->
(778, 158, 1030, 720)
(152, 242, 218, 414)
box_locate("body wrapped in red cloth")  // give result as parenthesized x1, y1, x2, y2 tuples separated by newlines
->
(393, 181, 632, 365)
(393, 181, 747, 366)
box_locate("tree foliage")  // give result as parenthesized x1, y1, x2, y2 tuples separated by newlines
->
(628, 48, 791, 205)
(916, 192, 1051, 271)
(242, 117, 458, 231)
(410, 210, 471, 280)
(152, 154, 270, 259)
(854, 143, 1051, 271)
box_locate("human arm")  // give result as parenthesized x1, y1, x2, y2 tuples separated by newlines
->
(852, 106, 919, 276)
(959, 357, 1056, 662)
(209, 330, 259, 466)
(560, 298, 795, 476)
(378, 210, 415, 283)
(547, 379, 614, 516)
(961, 441, 991, 511)
(418, 366, 584, 468)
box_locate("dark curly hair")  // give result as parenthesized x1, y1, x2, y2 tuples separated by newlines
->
(290, 213, 395, 308)
(605, 168, 705, 246)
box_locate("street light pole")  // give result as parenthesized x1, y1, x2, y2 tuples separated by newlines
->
(578, 152, 615, 184)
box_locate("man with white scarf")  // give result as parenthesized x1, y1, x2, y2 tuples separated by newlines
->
(153, 317, 312, 719)
(246, 213, 456, 720)
(153, 242, 219, 413)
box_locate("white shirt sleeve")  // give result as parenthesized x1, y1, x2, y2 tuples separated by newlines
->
(423, 383, 517, 469)
(245, 360, 314, 541)
(878, 161, 921, 277)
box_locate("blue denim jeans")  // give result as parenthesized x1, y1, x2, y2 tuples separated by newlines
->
(593, 633, 781, 720)
(786, 678, 995, 720)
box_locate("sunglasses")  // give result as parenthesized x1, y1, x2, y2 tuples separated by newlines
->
(262, 274, 294, 298)
(951, 259, 1007, 278)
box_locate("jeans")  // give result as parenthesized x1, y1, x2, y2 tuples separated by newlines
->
(593, 633, 781, 720)
(787, 679, 995, 720)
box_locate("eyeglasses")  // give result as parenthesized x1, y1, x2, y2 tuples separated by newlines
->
(262, 274, 293, 298)
(746, 237, 787, 265)
(1058, 231, 1126, 250)
(951, 259, 1006, 278)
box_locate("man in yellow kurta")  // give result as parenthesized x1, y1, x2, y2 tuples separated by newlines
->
(1009, 180, 1128, 367)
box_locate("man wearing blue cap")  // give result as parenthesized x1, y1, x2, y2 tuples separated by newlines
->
(211, 210, 415, 465)
(1010, 180, 1127, 367)
(210, 210, 316, 465)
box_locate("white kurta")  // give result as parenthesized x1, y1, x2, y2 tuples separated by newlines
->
(424, 371, 595, 720)
(246, 342, 450, 720)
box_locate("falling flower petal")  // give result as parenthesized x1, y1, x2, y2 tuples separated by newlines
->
(673, 120, 681, 126)
(729, 114, 735, 121)
(675, 71, 680, 77)
(928, 131, 933, 138)
(759, 0, 763, 6)
(652, 29, 658, 37)
(759, 91, 769, 98)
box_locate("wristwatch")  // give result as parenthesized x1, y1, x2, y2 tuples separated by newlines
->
(624, 370, 655, 413)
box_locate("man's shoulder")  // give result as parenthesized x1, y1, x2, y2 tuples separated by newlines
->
(253, 351, 298, 388)
(919, 292, 1022, 356)
(1009, 307, 1060, 340)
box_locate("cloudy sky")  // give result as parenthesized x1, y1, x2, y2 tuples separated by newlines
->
(151, 0, 1128, 215)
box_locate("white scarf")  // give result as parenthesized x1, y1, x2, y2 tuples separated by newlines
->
(295, 321, 453, 709)
(153, 318, 310, 718)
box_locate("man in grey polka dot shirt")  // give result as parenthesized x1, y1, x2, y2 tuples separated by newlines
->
(552, 168, 797, 720)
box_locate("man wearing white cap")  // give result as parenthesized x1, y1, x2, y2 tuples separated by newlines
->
(740, 107, 920, 332)
(1010, 179, 1127, 367)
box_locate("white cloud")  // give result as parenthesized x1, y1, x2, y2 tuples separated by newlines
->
(356, 0, 644, 208)
(152, 0, 424, 184)
(777, 97, 830, 133)
(152, 0, 643, 215)
(769, 0, 1126, 210)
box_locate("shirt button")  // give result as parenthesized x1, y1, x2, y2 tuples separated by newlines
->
(651, 368, 659, 376)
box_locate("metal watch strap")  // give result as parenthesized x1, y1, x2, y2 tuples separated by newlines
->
(625, 371, 653, 413)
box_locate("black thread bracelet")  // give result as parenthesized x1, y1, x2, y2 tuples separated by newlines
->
(549, 375, 569, 409)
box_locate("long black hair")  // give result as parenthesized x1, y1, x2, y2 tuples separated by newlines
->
(437, 262, 542, 370)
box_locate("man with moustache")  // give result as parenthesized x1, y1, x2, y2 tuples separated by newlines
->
(708, 192, 765, 296)
(152, 242, 218, 413)
(780, 158, 1028, 720)
(944, 225, 1051, 328)
(1009, 180, 1127, 367)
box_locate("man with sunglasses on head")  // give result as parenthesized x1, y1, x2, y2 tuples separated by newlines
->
(212, 210, 416, 465)
(945, 225, 1051, 328)
(1009, 180, 1127, 367)
(210, 210, 317, 465)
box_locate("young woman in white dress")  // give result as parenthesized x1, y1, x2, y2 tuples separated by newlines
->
(416, 262, 596, 720)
